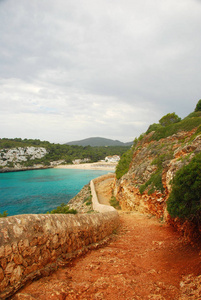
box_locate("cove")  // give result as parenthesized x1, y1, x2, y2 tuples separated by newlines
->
(0, 168, 109, 216)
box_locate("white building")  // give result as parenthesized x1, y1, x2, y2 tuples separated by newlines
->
(105, 155, 120, 163)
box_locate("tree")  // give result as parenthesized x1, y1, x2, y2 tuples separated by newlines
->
(0, 211, 8, 218)
(159, 113, 181, 127)
(194, 99, 201, 112)
(167, 152, 201, 222)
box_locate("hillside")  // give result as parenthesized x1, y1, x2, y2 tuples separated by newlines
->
(65, 137, 133, 147)
(115, 103, 201, 238)
(0, 138, 129, 172)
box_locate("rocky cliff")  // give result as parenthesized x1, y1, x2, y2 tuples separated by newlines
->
(114, 113, 201, 238)
(0, 147, 47, 166)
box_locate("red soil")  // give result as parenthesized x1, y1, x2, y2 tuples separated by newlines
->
(13, 176, 201, 299)
(13, 212, 201, 300)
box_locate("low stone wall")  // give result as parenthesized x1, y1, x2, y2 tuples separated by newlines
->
(0, 181, 119, 299)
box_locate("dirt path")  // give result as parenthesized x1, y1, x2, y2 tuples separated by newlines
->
(13, 212, 201, 300)
(13, 176, 201, 300)
(94, 174, 115, 206)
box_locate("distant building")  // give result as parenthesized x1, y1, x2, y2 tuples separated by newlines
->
(105, 155, 120, 163)
(72, 158, 90, 164)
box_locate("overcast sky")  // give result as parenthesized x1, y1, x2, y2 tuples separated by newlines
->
(0, 0, 201, 144)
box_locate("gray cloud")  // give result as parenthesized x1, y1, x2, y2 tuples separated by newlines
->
(0, 0, 201, 143)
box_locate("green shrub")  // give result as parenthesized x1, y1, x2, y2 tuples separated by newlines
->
(47, 203, 77, 214)
(109, 196, 121, 209)
(194, 99, 201, 112)
(150, 116, 201, 141)
(84, 195, 92, 206)
(116, 147, 134, 179)
(159, 113, 181, 127)
(195, 125, 201, 135)
(184, 111, 201, 119)
(139, 169, 164, 194)
(0, 211, 8, 218)
(146, 123, 163, 134)
(151, 152, 173, 168)
(167, 152, 201, 222)
(139, 152, 173, 195)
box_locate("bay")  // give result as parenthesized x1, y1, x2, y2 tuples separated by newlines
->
(0, 168, 109, 216)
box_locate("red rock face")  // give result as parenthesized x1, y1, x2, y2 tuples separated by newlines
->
(115, 129, 201, 236)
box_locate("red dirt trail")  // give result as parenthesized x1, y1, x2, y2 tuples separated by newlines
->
(13, 176, 201, 299)
(13, 212, 201, 300)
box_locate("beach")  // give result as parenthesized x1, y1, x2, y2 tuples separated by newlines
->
(54, 161, 117, 171)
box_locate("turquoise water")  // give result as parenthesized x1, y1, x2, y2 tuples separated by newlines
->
(0, 168, 109, 216)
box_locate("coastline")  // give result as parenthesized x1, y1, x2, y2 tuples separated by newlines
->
(0, 162, 117, 173)
(0, 166, 52, 173)
(54, 162, 117, 171)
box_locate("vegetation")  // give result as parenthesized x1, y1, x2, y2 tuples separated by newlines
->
(115, 147, 134, 179)
(146, 123, 163, 134)
(47, 203, 77, 214)
(194, 99, 201, 112)
(109, 196, 121, 209)
(148, 112, 201, 142)
(84, 195, 92, 206)
(0, 211, 8, 218)
(145, 101, 201, 142)
(66, 137, 132, 147)
(0, 138, 130, 166)
(159, 112, 181, 127)
(115, 100, 201, 185)
(139, 169, 164, 195)
(167, 152, 201, 222)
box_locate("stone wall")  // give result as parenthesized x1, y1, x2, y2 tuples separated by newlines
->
(0, 180, 119, 299)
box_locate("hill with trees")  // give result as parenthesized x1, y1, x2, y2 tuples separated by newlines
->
(65, 137, 133, 147)
(0, 138, 130, 171)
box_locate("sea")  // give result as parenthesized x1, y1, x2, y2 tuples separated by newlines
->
(0, 168, 110, 216)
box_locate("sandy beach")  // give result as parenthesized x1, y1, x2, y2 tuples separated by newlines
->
(54, 161, 117, 171)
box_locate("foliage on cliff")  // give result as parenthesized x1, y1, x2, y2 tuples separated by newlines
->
(115, 100, 201, 226)
(167, 152, 201, 222)
(116, 147, 134, 179)
(146, 112, 201, 141)
(47, 203, 77, 214)
(195, 99, 201, 112)
(116, 102, 201, 180)
(159, 112, 181, 127)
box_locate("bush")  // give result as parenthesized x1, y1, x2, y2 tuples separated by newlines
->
(159, 113, 181, 127)
(184, 111, 201, 119)
(146, 123, 163, 134)
(0, 211, 8, 218)
(195, 99, 201, 112)
(139, 169, 164, 194)
(167, 152, 201, 222)
(109, 196, 121, 209)
(84, 195, 92, 206)
(150, 116, 201, 141)
(47, 203, 77, 214)
(116, 147, 134, 179)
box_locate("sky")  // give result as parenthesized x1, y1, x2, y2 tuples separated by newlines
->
(0, 0, 201, 144)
